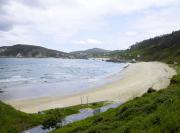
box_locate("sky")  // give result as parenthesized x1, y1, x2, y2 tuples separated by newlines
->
(0, 0, 180, 52)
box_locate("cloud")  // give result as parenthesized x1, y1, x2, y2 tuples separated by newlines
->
(134, 6, 180, 37)
(0, 0, 179, 51)
(87, 39, 102, 44)
(0, 0, 10, 15)
(0, 18, 13, 31)
(72, 40, 86, 44)
(125, 31, 138, 36)
(17, 0, 42, 8)
(0, 0, 9, 7)
(72, 39, 102, 44)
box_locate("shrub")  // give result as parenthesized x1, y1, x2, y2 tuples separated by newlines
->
(93, 116, 103, 123)
(42, 110, 64, 129)
(147, 87, 156, 93)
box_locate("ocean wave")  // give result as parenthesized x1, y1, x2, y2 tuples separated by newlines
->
(0, 76, 32, 83)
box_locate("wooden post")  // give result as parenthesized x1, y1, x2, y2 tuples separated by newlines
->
(86, 96, 89, 105)
(80, 96, 83, 105)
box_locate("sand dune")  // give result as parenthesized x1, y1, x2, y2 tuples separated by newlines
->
(5, 62, 176, 113)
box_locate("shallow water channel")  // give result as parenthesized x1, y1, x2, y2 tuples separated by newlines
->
(22, 101, 122, 133)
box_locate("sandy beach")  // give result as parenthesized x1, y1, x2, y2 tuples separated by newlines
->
(5, 62, 176, 113)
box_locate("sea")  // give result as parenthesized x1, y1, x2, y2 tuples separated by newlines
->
(0, 58, 127, 101)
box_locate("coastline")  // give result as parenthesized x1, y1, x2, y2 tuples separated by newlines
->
(5, 62, 176, 113)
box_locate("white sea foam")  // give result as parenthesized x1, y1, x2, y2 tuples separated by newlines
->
(0, 58, 126, 101)
(0, 76, 32, 83)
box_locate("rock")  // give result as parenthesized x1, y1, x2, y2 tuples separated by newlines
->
(16, 53, 23, 58)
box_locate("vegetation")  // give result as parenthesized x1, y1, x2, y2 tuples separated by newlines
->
(53, 66, 180, 133)
(109, 30, 180, 63)
(42, 110, 64, 129)
(0, 45, 110, 59)
(0, 100, 106, 133)
(0, 44, 67, 58)
(147, 87, 156, 93)
(1, 30, 180, 61)
(1, 30, 180, 132)
(0, 101, 41, 133)
(69, 48, 111, 59)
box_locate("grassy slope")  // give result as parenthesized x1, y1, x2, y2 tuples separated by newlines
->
(0, 100, 106, 133)
(109, 30, 180, 63)
(53, 65, 180, 133)
(0, 101, 41, 133)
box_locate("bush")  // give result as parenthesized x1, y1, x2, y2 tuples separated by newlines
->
(93, 116, 103, 123)
(42, 110, 64, 129)
(147, 88, 156, 93)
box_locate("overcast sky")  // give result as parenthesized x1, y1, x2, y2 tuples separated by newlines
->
(0, 0, 180, 52)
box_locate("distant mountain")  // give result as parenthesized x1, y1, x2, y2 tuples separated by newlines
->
(0, 44, 68, 58)
(70, 48, 111, 59)
(2, 30, 179, 61)
(0, 45, 111, 59)
(109, 30, 180, 63)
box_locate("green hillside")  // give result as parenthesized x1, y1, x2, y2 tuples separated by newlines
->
(69, 48, 110, 59)
(0, 45, 111, 59)
(0, 101, 41, 133)
(109, 30, 180, 63)
(53, 65, 180, 133)
(0, 44, 67, 58)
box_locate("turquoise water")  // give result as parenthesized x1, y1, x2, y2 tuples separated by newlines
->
(0, 58, 126, 101)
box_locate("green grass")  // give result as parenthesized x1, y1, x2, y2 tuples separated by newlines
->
(41, 101, 107, 119)
(0, 101, 41, 133)
(0, 100, 106, 133)
(52, 66, 180, 133)
(174, 65, 180, 74)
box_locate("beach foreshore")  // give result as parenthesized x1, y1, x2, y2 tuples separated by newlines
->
(5, 62, 176, 113)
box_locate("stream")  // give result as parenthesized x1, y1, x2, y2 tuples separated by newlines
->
(22, 101, 122, 133)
